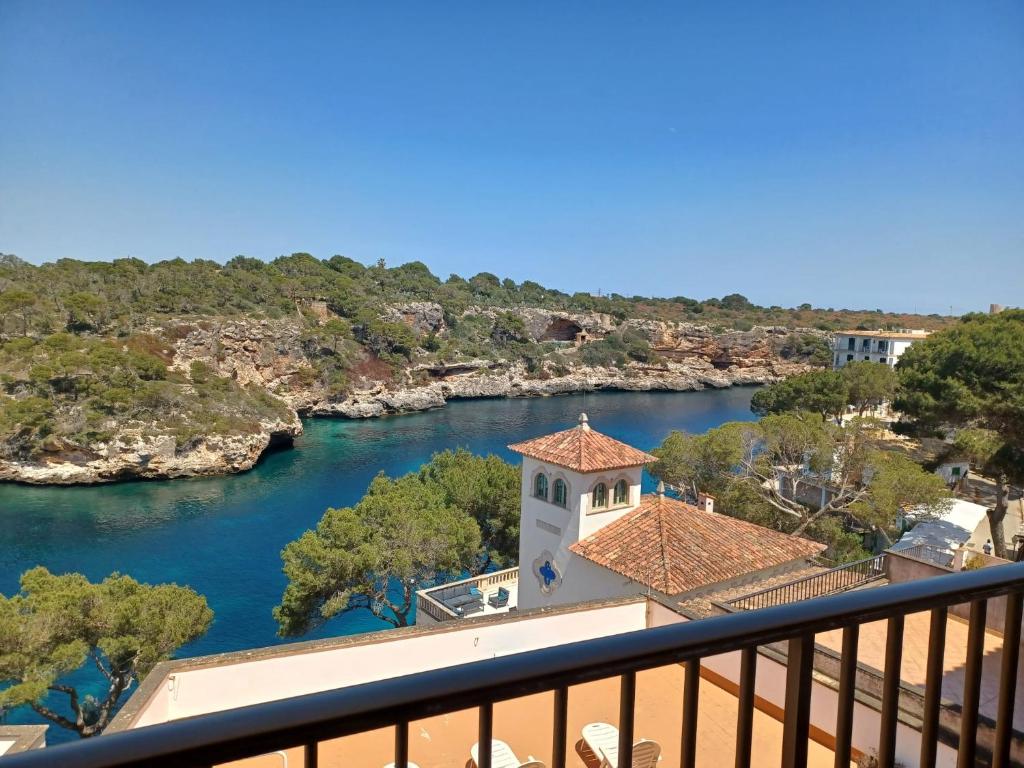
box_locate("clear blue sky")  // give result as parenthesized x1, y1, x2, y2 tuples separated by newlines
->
(1, 2, 1021, 314)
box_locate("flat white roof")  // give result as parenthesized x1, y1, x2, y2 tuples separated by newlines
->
(897, 499, 989, 550)
(123, 598, 651, 729)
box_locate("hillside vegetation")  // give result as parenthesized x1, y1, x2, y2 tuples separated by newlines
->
(0, 252, 953, 478)
(0, 333, 293, 461)
(0, 252, 952, 337)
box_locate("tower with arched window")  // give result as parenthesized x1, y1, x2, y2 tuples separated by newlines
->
(508, 413, 656, 610)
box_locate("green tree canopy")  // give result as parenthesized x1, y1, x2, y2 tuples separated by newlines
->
(841, 360, 898, 415)
(649, 415, 951, 557)
(896, 310, 1024, 556)
(0, 567, 212, 738)
(416, 448, 520, 570)
(274, 472, 482, 635)
(750, 369, 848, 422)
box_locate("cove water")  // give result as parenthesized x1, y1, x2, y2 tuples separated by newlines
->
(0, 388, 756, 739)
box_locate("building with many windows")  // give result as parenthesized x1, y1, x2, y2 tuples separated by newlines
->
(831, 329, 929, 369)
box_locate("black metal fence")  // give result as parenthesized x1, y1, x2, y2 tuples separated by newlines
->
(3, 563, 1023, 768)
(722, 554, 888, 611)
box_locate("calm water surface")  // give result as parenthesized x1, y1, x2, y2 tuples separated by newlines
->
(0, 388, 756, 737)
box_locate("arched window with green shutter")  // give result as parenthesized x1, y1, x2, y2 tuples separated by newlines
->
(553, 479, 567, 508)
(534, 473, 548, 500)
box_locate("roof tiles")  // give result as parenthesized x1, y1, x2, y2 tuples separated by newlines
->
(508, 415, 657, 473)
(570, 494, 825, 595)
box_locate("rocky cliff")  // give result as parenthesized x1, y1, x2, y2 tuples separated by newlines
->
(0, 412, 302, 485)
(0, 306, 825, 484)
(169, 308, 825, 419)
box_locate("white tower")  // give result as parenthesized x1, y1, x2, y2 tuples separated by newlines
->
(508, 414, 657, 611)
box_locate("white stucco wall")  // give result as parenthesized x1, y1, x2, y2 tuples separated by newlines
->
(517, 456, 644, 611)
(0, 740, 14, 756)
(132, 600, 650, 728)
(832, 334, 923, 370)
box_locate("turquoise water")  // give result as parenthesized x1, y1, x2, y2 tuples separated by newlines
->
(0, 387, 757, 738)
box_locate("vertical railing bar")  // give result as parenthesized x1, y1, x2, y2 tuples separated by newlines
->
(957, 599, 987, 768)
(735, 647, 756, 768)
(552, 686, 569, 768)
(394, 720, 409, 768)
(478, 701, 493, 768)
(681, 658, 700, 768)
(833, 625, 859, 768)
(781, 632, 814, 768)
(619, 672, 636, 768)
(877, 614, 904, 768)
(305, 740, 318, 768)
(994, 591, 1024, 768)
(919, 607, 947, 768)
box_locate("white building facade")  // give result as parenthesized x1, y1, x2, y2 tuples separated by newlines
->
(831, 330, 929, 370)
(512, 414, 655, 611)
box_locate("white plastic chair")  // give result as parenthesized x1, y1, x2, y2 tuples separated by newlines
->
(470, 739, 543, 768)
(581, 722, 661, 768)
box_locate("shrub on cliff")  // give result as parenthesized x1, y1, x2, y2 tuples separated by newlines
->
(0, 333, 292, 459)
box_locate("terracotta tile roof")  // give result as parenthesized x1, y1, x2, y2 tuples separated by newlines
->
(570, 494, 826, 595)
(508, 414, 657, 473)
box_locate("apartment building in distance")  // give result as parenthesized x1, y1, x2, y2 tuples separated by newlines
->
(832, 329, 930, 369)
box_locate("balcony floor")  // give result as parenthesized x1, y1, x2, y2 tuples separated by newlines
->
(225, 663, 849, 768)
(816, 609, 1024, 731)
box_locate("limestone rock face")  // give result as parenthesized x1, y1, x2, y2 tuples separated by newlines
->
(304, 357, 815, 419)
(620, 321, 802, 368)
(0, 313, 826, 484)
(462, 306, 617, 342)
(382, 302, 446, 335)
(170, 319, 310, 391)
(0, 413, 303, 485)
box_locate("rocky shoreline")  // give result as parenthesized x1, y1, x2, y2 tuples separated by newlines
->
(0, 364, 796, 486)
(0, 414, 303, 486)
(0, 309, 825, 485)
(303, 358, 805, 419)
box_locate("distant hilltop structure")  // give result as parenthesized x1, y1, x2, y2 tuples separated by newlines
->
(831, 328, 929, 370)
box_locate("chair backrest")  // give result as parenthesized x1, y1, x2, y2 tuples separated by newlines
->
(498, 587, 509, 599)
(632, 739, 661, 768)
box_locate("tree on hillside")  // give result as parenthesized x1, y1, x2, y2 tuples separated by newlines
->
(896, 310, 1024, 557)
(274, 473, 481, 634)
(0, 567, 212, 738)
(841, 361, 898, 415)
(0, 289, 38, 336)
(649, 415, 951, 553)
(750, 370, 848, 422)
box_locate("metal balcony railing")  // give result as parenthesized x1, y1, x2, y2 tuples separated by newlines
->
(718, 554, 888, 611)
(3, 564, 1023, 768)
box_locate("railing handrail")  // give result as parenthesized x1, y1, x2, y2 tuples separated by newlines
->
(890, 543, 955, 565)
(4, 563, 1023, 768)
(723, 554, 887, 610)
(415, 591, 458, 621)
(420, 566, 518, 597)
